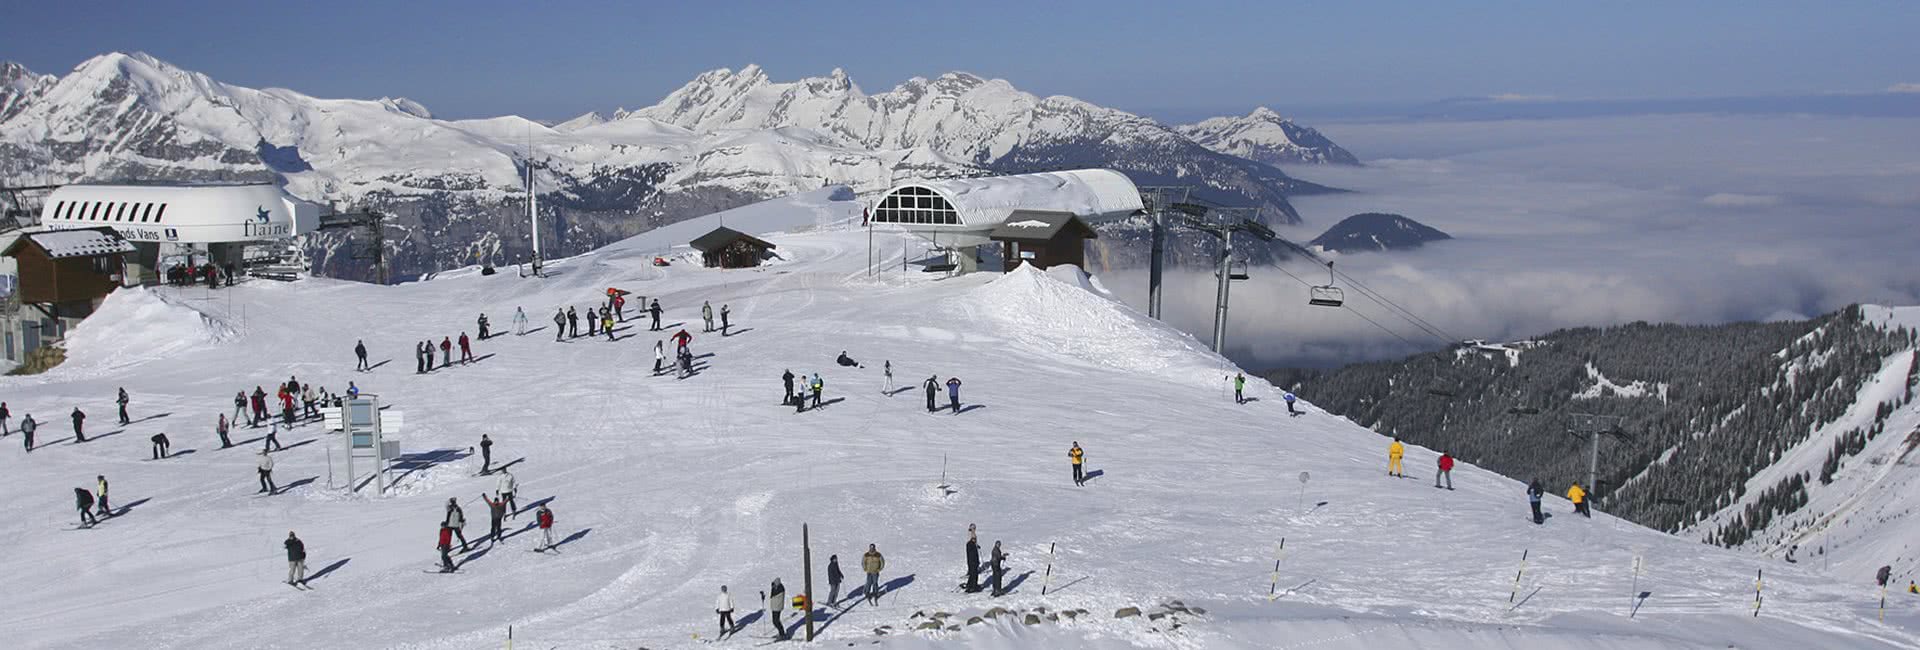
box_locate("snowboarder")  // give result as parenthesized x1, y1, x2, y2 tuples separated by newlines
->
(965, 524, 982, 592)
(882, 360, 894, 395)
(654, 340, 666, 374)
(445, 497, 470, 552)
(946, 377, 963, 414)
(767, 578, 788, 639)
(479, 434, 494, 474)
(1568, 482, 1590, 518)
(535, 502, 556, 550)
(265, 420, 283, 451)
(782, 369, 796, 406)
(150, 432, 171, 459)
(1284, 391, 1299, 415)
(567, 306, 579, 338)
(258, 450, 277, 493)
(477, 313, 490, 340)
(355, 339, 369, 371)
(437, 524, 457, 572)
(553, 308, 567, 342)
(117, 387, 130, 425)
(285, 532, 307, 586)
(95, 475, 111, 518)
(862, 544, 885, 605)
(513, 306, 528, 335)
(1435, 452, 1455, 490)
(702, 300, 714, 333)
(497, 469, 518, 517)
(720, 304, 730, 334)
(924, 375, 939, 412)
(1527, 479, 1545, 524)
(70, 407, 86, 442)
(74, 487, 98, 527)
(989, 541, 1008, 596)
(1233, 373, 1245, 404)
(715, 585, 737, 638)
(836, 351, 860, 368)
(826, 554, 844, 605)
(439, 337, 452, 369)
(480, 493, 507, 543)
(1070, 442, 1086, 486)
(648, 299, 662, 331)
(20, 413, 34, 452)
(458, 332, 473, 363)
(1387, 438, 1405, 477)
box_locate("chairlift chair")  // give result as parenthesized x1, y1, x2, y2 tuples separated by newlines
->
(1308, 261, 1344, 307)
(1219, 257, 1250, 281)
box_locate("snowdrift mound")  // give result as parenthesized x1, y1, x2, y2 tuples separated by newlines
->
(55, 288, 233, 374)
(965, 263, 1227, 388)
(596, 184, 862, 261)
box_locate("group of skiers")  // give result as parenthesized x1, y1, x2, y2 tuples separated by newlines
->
(924, 374, 963, 414)
(434, 467, 552, 573)
(163, 261, 229, 288)
(781, 368, 826, 412)
(716, 543, 894, 640)
(71, 474, 111, 527)
(415, 334, 475, 372)
(700, 300, 731, 334)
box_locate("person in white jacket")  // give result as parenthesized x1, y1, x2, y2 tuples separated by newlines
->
(513, 306, 528, 336)
(257, 449, 277, 493)
(714, 585, 736, 638)
(653, 341, 665, 375)
(497, 470, 518, 518)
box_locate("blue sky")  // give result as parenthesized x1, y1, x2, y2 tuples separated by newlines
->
(3, 0, 1915, 120)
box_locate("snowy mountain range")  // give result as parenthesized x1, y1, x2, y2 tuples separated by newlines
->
(1176, 107, 1360, 166)
(1308, 212, 1451, 253)
(0, 52, 1354, 281)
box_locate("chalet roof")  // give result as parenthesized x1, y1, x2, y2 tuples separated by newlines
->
(3, 227, 136, 259)
(987, 210, 1098, 242)
(689, 227, 777, 253)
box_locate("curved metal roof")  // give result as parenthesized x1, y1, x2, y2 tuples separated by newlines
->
(39, 183, 319, 243)
(883, 169, 1143, 228)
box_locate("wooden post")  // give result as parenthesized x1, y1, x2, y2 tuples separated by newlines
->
(1509, 549, 1529, 603)
(802, 524, 815, 641)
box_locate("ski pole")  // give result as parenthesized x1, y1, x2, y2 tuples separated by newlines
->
(1509, 549, 1529, 603)
(1040, 543, 1056, 595)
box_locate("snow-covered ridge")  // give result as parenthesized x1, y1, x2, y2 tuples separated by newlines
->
(1178, 107, 1361, 166)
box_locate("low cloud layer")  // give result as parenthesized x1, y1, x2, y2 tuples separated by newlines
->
(1104, 114, 1920, 368)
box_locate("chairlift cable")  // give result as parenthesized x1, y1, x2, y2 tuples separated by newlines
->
(1268, 262, 1421, 348)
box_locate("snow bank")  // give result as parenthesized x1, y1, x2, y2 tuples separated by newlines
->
(964, 263, 1227, 388)
(56, 288, 232, 374)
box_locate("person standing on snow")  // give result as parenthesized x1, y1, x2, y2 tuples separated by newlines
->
(445, 497, 470, 552)
(1233, 373, 1246, 404)
(19, 413, 34, 452)
(437, 524, 457, 572)
(477, 313, 490, 340)
(587, 305, 599, 337)
(782, 369, 795, 406)
(1568, 482, 1590, 518)
(567, 306, 579, 338)
(479, 434, 494, 474)
(233, 391, 247, 425)
(649, 299, 663, 332)
(117, 387, 130, 425)
(439, 337, 452, 369)
(826, 554, 844, 606)
(216, 414, 231, 448)
(264, 420, 283, 451)
(654, 340, 666, 374)
(70, 407, 86, 442)
(1284, 392, 1300, 416)
(1527, 479, 1545, 524)
(671, 328, 692, 354)
(1, 400, 11, 436)
(480, 492, 507, 544)
(74, 487, 99, 527)
(553, 308, 567, 341)
(701, 301, 714, 333)
(1435, 452, 1455, 490)
(497, 469, 519, 518)
(514, 306, 528, 336)
(882, 361, 894, 395)
(301, 385, 318, 419)
(1069, 442, 1086, 486)
(284, 532, 308, 587)
(714, 585, 737, 638)
(946, 377, 963, 414)
(805, 373, 821, 409)
(989, 541, 1008, 597)
(924, 375, 939, 412)
(458, 332, 473, 363)
(252, 386, 269, 427)
(601, 309, 615, 341)
(257, 449, 277, 493)
(613, 294, 626, 322)
(720, 304, 731, 334)
(355, 339, 370, 371)
(414, 341, 426, 373)
(96, 475, 112, 518)
(535, 502, 556, 551)
(1387, 438, 1405, 477)
(965, 524, 982, 592)
(862, 544, 886, 605)
(766, 578, 788, 639)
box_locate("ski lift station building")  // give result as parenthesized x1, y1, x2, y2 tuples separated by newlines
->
(36, 182, 319, 284)
(867, 169, 1142, 273)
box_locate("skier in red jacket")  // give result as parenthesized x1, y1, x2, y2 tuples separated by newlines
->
(457, 333, 473, 363)
(1435, 452, 1455, 490)
(535, 503, 556, 551)
(437, 525, 456, 572)
(671, 329, 692, 352)
(439, 337, 452, 369)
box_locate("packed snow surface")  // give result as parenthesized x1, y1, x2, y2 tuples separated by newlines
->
(0, 194, 1913, 649)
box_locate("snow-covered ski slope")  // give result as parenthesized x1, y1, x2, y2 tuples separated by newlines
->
(0, 193, 1913, 649)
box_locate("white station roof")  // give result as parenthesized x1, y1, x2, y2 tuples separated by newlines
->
(39, 183, 320, 244)
(891, 169, 1143, 228)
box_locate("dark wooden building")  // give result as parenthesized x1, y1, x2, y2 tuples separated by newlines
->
(690, 227, 777, 269)
(988, 210, 1098, 272)
(3, 227, 133, 318)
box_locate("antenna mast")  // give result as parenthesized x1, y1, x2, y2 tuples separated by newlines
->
(528, 127, 544, 276)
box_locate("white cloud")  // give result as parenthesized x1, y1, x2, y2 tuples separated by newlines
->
(1488, 93, 1556, 102)
(1703, 193, 1782, 207)
(1887, 83, 1920, 94)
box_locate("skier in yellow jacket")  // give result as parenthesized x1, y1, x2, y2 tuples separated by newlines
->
(1069, 442, 1086, 486)
(1568, 483, 1590, 518)
(1387, 438, 1405, 477)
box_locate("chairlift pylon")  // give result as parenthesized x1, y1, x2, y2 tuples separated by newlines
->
(1308, 261, 1344, 308)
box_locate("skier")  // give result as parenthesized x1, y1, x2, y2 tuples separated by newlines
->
(258, 449, 277, 493)
(252, 386, 269, 426)
(285, 532, 308, 587)
(793, 377, 806, 414)
(782, 369, 796, 406)
(437, 524, 457, 572)
(553, 308, 567, 342)
(150, 432, 171, 459)
(1568, 482, 1590, 518)
(648, 299, 662, 331)
(826, 554, 844, 605)
(458, 332, 472, 363)
(497, 469, 519, 518)
(477, 313, 490, 340)
(766, 578, 788, 639)
(535, 502, 556, 551)
(1070, 442, 1086, 486)
(480, 493, 507, 543)
(1284, 391, 1300, 415)
(96, 475, 111, 518)
(423, 341, 436, 371)
(70, 407, 86, 443)
(415, 341, 426, 373)
(20, 413, 34, 452)
(1233, 373, 1245, 404)
(612, 294, 626, 321)
(654, 340, 666, 375)
(117, 387, 131, 424)
(439, 337, 452, 369)
(924, 375, 939, 412)
(671, 328, 692, 354)
(702, 300, 714, 333)
(715, 585, 737, 638)
(1435, 452, 1455, 490)
(836, 351, 860, 368)
(720, 304, 731, 334)
(479, 434, 494, 474)
(233, 391, 247, 424)
(883, 360, 894, 395)
(678, 346, 694, 379)
(513, 306, 528, 336)
(445, 497, 470, 552)
(265, 420, 283, 451)
(355, 339, 369, 371)
(1527, 479, 1545, 524)
(946, 376, 963, 414)
(601, 309, 615, 341)
(567, 306, 579, 338)
(862, 543, 885, 605)
(1387, 438, 1405, 477)
(74, 487, 98, 527)
(0, 401, 7, 436)
(279, 385, 297, 426)
(806, 373, 822, 408)
(587, 305, 599, 337)
(965, 524, 982, 592)
(989, 541, 1008, 597)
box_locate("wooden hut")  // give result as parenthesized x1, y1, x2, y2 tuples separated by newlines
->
(690, 227, 777, 268)
(987, 210, 1098, 272)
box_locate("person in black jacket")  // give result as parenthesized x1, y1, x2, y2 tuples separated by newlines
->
(782, 370, 795, 406)
(826, 554, 844, 606)
(355, 339, 370, 371)
(990, 541, 1008, 597)
(284, 531, 308, 586)
(71, 407, 86, 442)
(479, 434, 494, 474)
(117, 388, 130, 425)
(567, 307, 579, 338)
(965, 524, 982, 592)
(1527, 479, 1545, 524)
(74, 487, 98, 527)
(923, 375, 939, 413)
(649, 299, 663, 331)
